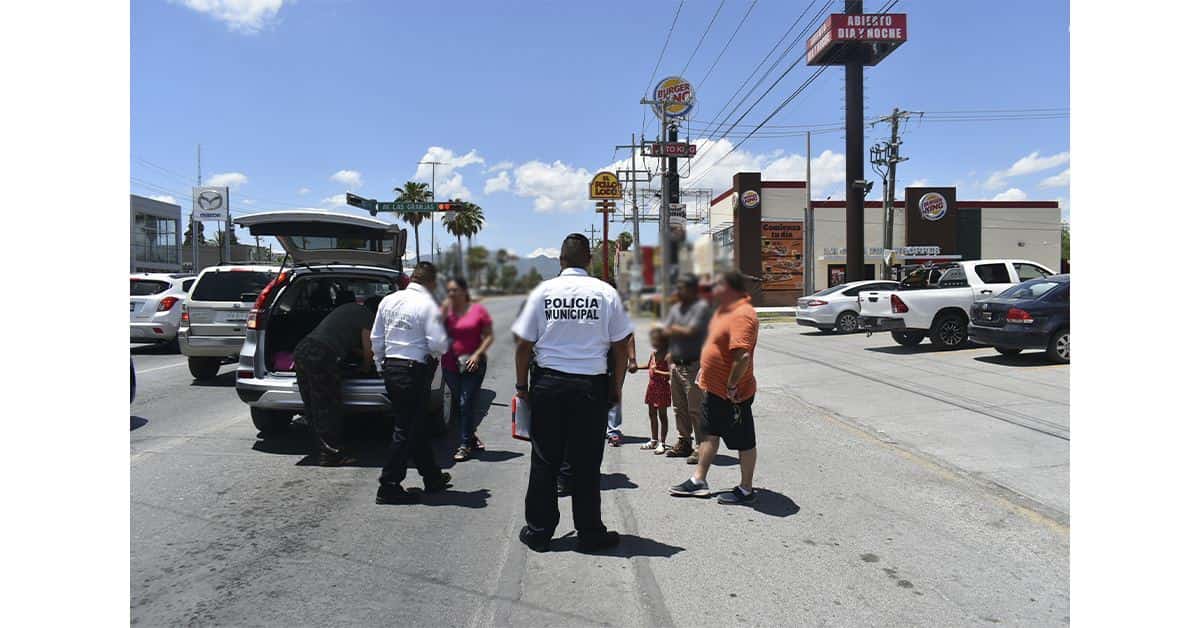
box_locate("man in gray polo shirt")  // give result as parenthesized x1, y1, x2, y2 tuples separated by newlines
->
(663, 274, 713, 464)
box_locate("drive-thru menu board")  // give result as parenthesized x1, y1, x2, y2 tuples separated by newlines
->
(760, 221, 804, 290)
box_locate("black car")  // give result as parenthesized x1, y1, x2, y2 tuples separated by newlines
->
(968, 274, 1069, 363)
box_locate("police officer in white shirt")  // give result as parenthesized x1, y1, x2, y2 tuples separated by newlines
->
(371, 261, 453, 505)
(511, 234, 635, 552)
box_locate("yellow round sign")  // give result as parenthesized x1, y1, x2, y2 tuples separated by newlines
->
(589, 172, 623, 200)
(654, 76, 695, 119)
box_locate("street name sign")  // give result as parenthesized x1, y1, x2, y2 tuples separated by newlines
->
(642, 142, 698, 158)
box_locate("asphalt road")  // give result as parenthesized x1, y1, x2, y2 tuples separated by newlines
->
(132, 295, 1068, 626)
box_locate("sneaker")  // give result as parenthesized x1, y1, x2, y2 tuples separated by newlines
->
(639, 440, 658, 450)
(453, 446, 471, 462)
(376, 483, 419, 505)
(577, 530, 620, 553)
(519, 525, 551, 553)
(664, 438, 693, 458)
(654, 442, 667, 455)
(669, 477, 710, 497)
(608, 433, 622, 447)
(471, 436, 486, 451)
(717, 486, 757, 505)
(424, 472, 452, 493)
(686, 451, 699, 465)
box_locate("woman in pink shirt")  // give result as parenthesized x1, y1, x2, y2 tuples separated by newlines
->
(442, 277, 494, 461)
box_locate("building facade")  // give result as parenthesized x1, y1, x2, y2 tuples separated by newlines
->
(130, 194, 182, 273)
(699, 174, 1063, 306)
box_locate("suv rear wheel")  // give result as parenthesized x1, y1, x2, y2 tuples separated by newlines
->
(188, 356, 221, 379)
(929, 313, 969, 350)
(251, 408, 293, 435)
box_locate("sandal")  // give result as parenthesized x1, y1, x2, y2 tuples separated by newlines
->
(654, 443, 667, 455)
(640, 440, 658, 450)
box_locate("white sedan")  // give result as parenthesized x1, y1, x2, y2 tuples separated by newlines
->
(795, 280, 901, 333)
(130, 273, 195, 346)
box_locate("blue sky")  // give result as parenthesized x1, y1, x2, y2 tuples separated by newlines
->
(131, 0, 1069, 258)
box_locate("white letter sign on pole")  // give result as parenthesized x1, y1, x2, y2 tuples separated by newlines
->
(193, 186, 230, 221)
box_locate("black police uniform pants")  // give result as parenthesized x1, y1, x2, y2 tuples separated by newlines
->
(526, 368, 609, 539)
(379, 361, 441, 486)
(294, 338, 344, 454)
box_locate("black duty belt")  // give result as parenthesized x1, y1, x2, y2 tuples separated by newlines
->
(384, 357, 430, 368)
(533, 364, 607, 381)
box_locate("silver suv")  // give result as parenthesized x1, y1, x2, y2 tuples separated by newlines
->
(231, 210, 444, 435)
(180, 264, 278, 379)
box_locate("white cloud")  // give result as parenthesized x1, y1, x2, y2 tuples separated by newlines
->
(484, 171, 512, 195)
(991, 188, 1028, 201)
(511, 160, 594, 213)
(330, 169, 363, 189)
(321, 194, 346, 207)
(410, 147, 485, 199)
(527, 247, 559, 258)
(1039, 168, 1069, 188)
(241, 199, 255, 205)
(174, 0, 287, 34)
(485, 161, 514, 174)
(986, 151, 1069, 190)
(205, 172, 248, 189)
(297, 186, 310, 195)
(149, 194, 178, 204)
(907, 178, 930, 189)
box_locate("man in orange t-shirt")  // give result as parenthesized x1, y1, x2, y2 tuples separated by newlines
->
(669, 271, 760, 505)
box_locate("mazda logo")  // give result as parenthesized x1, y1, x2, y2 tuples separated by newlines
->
(198, 191, 224, 211)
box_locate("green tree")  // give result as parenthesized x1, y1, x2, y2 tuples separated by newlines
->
(212, 228, 239, 247)
(485, 264, 499, 289)
(467, 245, 490, 287)
(590, 240, 618, 280)
(520, 268, 543, 292)
(183, 221, 205, 247)
(499, 264, 518, 292)
(442, 199, 484, 276)
(1061, 222, 1070, 261)
(395, 181, 431, 261)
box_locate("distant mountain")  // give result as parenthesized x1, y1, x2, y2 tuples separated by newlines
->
(512, 255, 560, 279)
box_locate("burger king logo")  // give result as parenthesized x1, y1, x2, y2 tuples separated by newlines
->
(653, 76, 695, 119)
(919, 192, 948, 221)
(741, 189, 760, 209)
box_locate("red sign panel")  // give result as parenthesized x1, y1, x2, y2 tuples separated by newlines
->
(807, 13, 908, 65)
(643, 142, 698, 158)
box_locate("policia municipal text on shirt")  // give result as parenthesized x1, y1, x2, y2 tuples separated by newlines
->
(512, 233, 635, 553)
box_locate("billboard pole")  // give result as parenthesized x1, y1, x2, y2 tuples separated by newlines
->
(193, 144, 200, 271)
(844, 0, 865, 282)
(805, 130, 814, 296)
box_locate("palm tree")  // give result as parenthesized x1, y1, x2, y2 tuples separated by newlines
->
(442, 200, 484, 277)
(394, 181, 430, 262)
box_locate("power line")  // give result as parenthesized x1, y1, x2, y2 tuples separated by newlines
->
(696, 0, 758, 90)
(681, 0, 725, 75)
(641, 0, 686, 138)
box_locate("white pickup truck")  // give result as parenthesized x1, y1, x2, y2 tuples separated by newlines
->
(857, 259, 1056, 349)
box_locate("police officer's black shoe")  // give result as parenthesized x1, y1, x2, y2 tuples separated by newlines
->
(577, 530, 620, 553)
(519, 526, 551, 552)
(376, 483, 419, 505)
(424, 472, 452, 493)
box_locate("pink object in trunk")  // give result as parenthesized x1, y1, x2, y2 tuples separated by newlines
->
(272, 352, 295, 371)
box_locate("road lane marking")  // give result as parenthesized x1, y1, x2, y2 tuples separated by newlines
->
(130, 414, 246, 463)
(136, 361, 189, 374)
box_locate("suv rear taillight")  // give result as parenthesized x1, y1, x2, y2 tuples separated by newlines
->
(1006, 308, 1035, 324)
(157, 296, 179, 312)
(890, 294, 909, 314)
(247, 271, 288, 330)
(181, 304, 189, 324)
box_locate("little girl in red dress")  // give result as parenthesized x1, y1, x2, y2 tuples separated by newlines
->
(641, 326, 672, 454)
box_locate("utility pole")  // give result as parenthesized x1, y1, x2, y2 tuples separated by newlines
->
(584, 224, 601, 249)
(419, 160, 443, 268)
(804, 131, 814, 296)
(192, 144, 200, 272)
(844, 0, 866, 282)
(870, 108, 922, 259)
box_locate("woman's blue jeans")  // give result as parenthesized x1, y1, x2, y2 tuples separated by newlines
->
(444, 364, 486, 447)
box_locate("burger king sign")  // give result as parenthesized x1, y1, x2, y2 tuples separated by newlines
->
(653, 76, 695, 119)
(918, 192, 948, 222)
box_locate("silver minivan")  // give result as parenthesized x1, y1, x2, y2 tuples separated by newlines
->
(231, 210, 444, 435)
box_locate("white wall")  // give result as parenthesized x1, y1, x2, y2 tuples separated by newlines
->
(979, 207, 1062, 270)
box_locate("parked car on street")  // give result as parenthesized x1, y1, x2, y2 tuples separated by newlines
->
(969, 274, 1070, 363)
(858, 259, 1055, 349)
(795, 280, 900, 333)
(179, 264, 278, 379)
(230, 210, 445, 435)
(130, 273, 195, 348)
